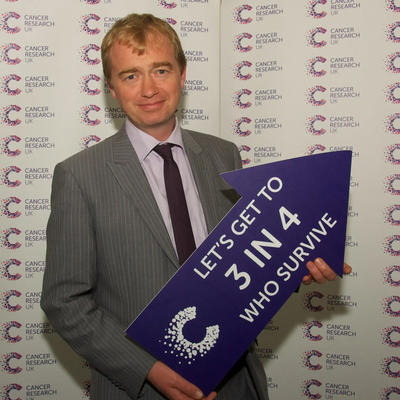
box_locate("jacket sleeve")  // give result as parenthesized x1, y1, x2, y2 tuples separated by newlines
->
(41, 161, 156, 399)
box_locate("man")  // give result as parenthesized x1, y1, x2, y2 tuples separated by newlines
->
(41, 13, 350, 400)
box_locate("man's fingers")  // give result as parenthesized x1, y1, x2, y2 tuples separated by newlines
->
(147, 361, 204, 400)
(306, 258, 336, 283)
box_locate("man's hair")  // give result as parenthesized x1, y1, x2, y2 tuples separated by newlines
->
(101, 13, 186, 85)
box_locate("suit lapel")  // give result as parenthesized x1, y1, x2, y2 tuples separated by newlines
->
(107, 127, 179, 268)
(182, 129, 230, 234)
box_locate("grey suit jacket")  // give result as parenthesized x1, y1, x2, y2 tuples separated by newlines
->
(41, 127, 269, 400)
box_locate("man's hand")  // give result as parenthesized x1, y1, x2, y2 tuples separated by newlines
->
(302, 259, 352, 285)
(147, 361, 217, 400)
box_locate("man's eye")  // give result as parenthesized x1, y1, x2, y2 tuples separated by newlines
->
(157, 69, 167, 75)
(126, 74, 135, 80)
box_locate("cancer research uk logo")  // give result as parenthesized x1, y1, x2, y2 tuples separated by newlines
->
(306, 0, 327, 19)
(0, 11, 21, 34)
(79, 44, 100, 65)
(1, 321, 22, 344)
(0, 74, 21, 96)
(1, 259, 22, 281)
(158, 0, 177, 9)
(381, 326, 400, 347)
(161, 306, 219, 364)
(0, 197, 21, 218)
(79, 74, 101, 96)
(79, 14, 100, 35)
(0, 43, 21, 65)
(1, 352, 22, 374)
(382, 265, 400, 286)
(233, 5, 253, 24)
(79, 135, 101, 150)
(0, 136, 21, 157)
(79, 105, 101, 126)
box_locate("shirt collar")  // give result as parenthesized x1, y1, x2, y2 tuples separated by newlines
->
(125, 117, 184, 163)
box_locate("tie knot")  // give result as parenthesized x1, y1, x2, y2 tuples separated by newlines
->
(153, 143, 174, 160)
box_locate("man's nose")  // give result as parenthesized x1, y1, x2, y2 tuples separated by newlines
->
(141, 75, 159, 97)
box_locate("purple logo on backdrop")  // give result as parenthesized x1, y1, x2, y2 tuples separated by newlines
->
(387, 22, 400, 43)
(305, 144, 326, 155)
(1, 352, 22, 374)
(303, 291, 324, 312)
(301, 350, 323, 370)
(387, 0, 400, 12)
(0, 43, 21, 65)
(306, 0, 327, 19)
(1, 228, 21, 250)
(1, 290, 22, 312)
(1, 383, 23, 400)
(384, 206, 400, 226)
(232, 117, 251, 137)
(83, 0, 100, 4)
(1, 321, 21, 343)
(385, 144, 400, 165)
(0, 74, 21, 96)
(383, 265, 400, 286)
(382, 295, 400, 316)
(82, 379, 91, 398)
(383, 236, 400, 256)
(0, 12, 20, 34)
(0, 135, 21, 157)
(306, 57, 327, 77)
(302, 321, 323, 341)
(158, 0, 177, 9)
(1, 105, 21, 126)
(233, 5, 253, 24)
(233, 61, 252, 80)
(386, 53, 400, 73)
(381, 356, 400, 377)
(306, 86, 326, 106)
(1, 197, 21, 218)
(233, 89, 252, 108)
(386, 83, 400, 104)
(386, 113, 400, 134)
(164, 18, 177, 26)
(233, 33, 252, 52)
(301, 379, 322, 399)
(307, 27, 327, 47)
(381, 326, 400, 347)
(238, 145, 251, 165)
(79, 14, 100, 35)
(79, 74, 101, 95)
(79, 135, 101, 150)
(80, 105, 101, 126)
(79, 44, 101, 65)
(0, 166, 21, 188)
(384, 174, 400, 195)
(380, 387, 400, 400)
(306, 115, 326, 135)
(1, 259, 21, 281)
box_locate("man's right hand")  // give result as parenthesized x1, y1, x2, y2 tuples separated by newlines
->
(146, 361, 217, 400)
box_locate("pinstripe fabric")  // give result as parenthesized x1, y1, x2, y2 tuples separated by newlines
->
(41, 126, 269, 400)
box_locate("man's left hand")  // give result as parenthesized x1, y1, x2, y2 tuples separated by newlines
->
(302, 259, 352, 285)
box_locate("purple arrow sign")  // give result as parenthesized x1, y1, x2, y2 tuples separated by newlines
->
(126, 151, 352, 395)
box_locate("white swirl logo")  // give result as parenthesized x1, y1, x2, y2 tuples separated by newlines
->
(162, 306, 219, 364)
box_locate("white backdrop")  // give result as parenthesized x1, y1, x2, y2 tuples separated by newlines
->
(221, 1, 400, 399)
(0, 0, 398, 399)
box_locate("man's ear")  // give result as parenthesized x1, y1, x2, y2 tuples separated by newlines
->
(180, 65, 187, 89)
(107, 80, 116, 99)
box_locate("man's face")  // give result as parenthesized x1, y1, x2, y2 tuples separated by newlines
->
(108, 37, 186, 140)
